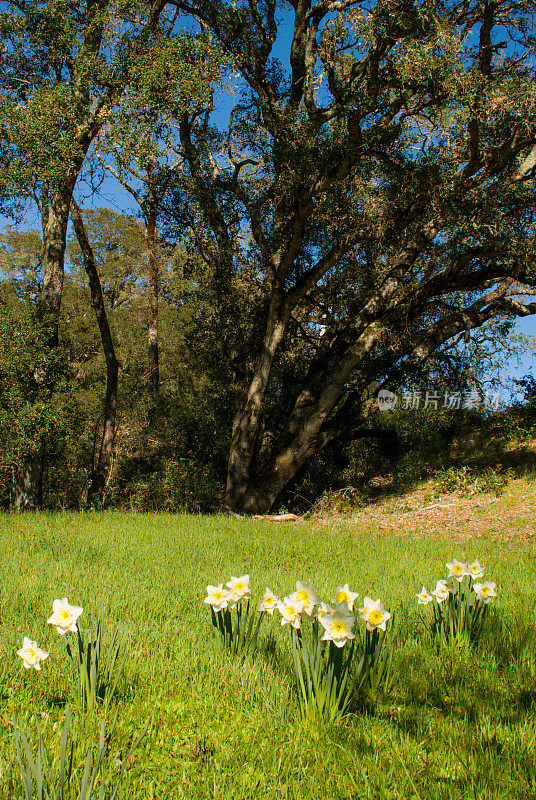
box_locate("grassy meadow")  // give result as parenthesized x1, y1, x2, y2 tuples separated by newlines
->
(1, 511, 536, 799)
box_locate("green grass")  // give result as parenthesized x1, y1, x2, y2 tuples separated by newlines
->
(1, 512, 536, 799)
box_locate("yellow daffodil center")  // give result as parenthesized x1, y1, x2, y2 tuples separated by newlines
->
(213, 591, 224, 601)
(452, 565, 462, 576)
(296, 590, 309, 603)
(23, 647, 36, 660)
(336, 591, 350, 604)
(368, 609, 383, 626)
(480, 586, 490, 596)
(59, 609, 72, 625)
(234, 582, 245, 593)
(331, 621, 347, 637)
(286, 605, 296, 617)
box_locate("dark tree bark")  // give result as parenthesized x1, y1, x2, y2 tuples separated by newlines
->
(70, 199, 119, 507)
(13, 450, 43, 512)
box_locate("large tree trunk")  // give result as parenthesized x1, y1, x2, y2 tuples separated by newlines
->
(225, 292, 289, 510)
(145, 204, 159, 392)
(225, 311, 385, 512)
(70, 200, 119, 507)
(239, 427, 400, 514)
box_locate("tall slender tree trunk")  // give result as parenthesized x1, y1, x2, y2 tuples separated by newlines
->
(12, 185, 75, 510)
(145, 204, 159, 392)
(70, 199, 119, 507)
(38, 187, 73, 342)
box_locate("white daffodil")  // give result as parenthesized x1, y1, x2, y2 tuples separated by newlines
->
(473, 581, 497, 604)
(319, 609, 355, 648)
(332, 599, 352, 615)
(359, 597, 391, 632)
(226, 575, 251, 606)
(317, 601, 335, 618)
(332, 583, 359, 611)
(431, 580, 451, 604)
(277, 596, 305, 628)
(292, 582, 321, 615)
(416, 586, 434, 605)
(17, 637, 49, 670)
(446, 559, 468, 582)
(204, 584, 229, 612)
(47, 598, 83, 635)
(258, 587, 279, 614)
(467, 560, 485, 579)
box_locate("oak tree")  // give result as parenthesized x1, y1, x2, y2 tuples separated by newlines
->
(166, 0, 536, 512)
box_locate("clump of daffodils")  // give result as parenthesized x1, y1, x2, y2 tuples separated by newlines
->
(417, 558, 496, 646)
(204, 575, 251, 612)
(275, 580, 393, 722)
(17, 597, 126, 711)
(17, 597, 83, 676)
(204, 576, 394, 722)
(205, 574, 262, 656)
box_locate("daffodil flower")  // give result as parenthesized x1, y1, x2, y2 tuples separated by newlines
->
(47, 598, 83, 635)
(416, 586, 433, 605)
(473, 581, 497, 603)
(467, 560, 485, 579)
(258, 588, 279, 614)
(332, 599, 351, 614)
(446, 560, 468, 582)
(226, 575, 251, 606)
(317, 601, 334, 618)
(277, 596, 305, 628)
(204, 584, 229, 612)
(319, 608, 355, 647)
(332, 583, 359, 611)
(17, 637, 48, 670)
(359, 597, 391, 631)
(431, 580, 451, 604)
(292, 582, 321, 615)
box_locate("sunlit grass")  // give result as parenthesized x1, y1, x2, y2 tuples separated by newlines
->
(1, 512, 535, 799)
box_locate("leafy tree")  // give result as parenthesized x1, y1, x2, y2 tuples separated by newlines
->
(0, 0, 219, 507)
(96, 156, 182, 393)
(0, 276, 87, 510)
(165, 0, 536, 512)
(94, 43, 204, 393)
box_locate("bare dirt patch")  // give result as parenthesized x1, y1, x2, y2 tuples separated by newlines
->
(307, 477, 536, 539)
